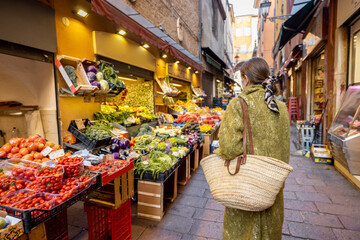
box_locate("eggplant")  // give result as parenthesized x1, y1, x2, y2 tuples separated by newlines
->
(111, 138, 120, 145)
(110, 143, 120, 153)
(123, 139, 130, 148)
(119, 140, 127, 149)
(113, 152, 120, 159)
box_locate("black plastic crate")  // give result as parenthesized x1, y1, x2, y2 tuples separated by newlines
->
(0, 174, 101, 233)
(68, 119, 111, 150)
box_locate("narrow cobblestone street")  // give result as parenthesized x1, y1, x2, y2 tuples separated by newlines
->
(130, 127, 360, 240)
(68, 127, 360, 240)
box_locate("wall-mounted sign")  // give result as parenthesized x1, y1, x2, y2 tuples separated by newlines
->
(303, 8, 324, 59)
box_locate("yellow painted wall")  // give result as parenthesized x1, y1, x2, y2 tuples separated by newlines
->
(54, 0, 157, 137)
(93, 31, 156, 71)
(233, 15, 257, 63)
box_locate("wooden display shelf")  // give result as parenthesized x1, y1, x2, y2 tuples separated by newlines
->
(334, 160, 360, 192)
(137, 168, 178, 221)
(202, 125, 220, 157)
(178, 155, 191, 185)
(85, 170, 134, 209)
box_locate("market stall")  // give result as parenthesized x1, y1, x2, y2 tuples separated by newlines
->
(328, 85, 360, 190)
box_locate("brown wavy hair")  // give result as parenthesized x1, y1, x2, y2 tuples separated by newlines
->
(240, 57, 270, 85)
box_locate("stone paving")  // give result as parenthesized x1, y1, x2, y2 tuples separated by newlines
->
(69, 127, 360, 240)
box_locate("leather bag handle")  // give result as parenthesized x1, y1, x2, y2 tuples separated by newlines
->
(226, 97, 254, 175)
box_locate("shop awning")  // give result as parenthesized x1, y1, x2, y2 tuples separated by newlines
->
(275, 0, 320, 52)
(279, 44, 302, 74)
(91, 0, 204, 72)
(202, 47, 227, 70)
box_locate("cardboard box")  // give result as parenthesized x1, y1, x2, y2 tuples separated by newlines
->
(312, 144, 333, 165)
(0, 211, 24, 240)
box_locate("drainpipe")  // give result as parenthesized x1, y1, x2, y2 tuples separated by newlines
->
(198, 0, 202, 60)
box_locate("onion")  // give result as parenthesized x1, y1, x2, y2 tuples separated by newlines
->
(87, 65, 97, 73)
(87, 72, 97, 81)
(91, 81, 100, 89)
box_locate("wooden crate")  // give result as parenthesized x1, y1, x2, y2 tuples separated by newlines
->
(85, 170, 134, 209)
(137, 180, 164, 221)
(178, 156, 191, 185)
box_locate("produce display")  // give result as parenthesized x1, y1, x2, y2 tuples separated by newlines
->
(0, 176, 29, 197)
(82, 120, 113, 140)
(98, 61, 126, 94)
(200, 124, 213, 133)
(87, 159, 129, 174)
(181, 121, 200, 135)
(56, 156, 84, 178)
(94, 104, 157, 126)
(137, 123, 153, 137)
(0, 136, 61, 162)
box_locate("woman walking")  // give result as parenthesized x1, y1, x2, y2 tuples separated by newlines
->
(215, 57, 290, 240)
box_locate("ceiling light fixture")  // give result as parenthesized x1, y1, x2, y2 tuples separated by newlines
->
(171, 83, 182, 87)
(162, 54, 167, 58)
(9, 111, 23, 116)
(175, 61, 180, 64)
(142, 43, 149, 49)
(187, 67, 191, 70)
(195, 71, 199, 74)
(216, 79, 221, 83)
(118, 30, 126, 35)
(76, 9, 88, 18)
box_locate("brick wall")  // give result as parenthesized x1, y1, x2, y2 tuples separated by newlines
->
(123, 0, 199, 57)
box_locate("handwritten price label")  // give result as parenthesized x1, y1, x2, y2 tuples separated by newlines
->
(49, 149, 65, 160)
(41, 146, 53, 156)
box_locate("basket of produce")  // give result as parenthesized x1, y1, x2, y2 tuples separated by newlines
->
(35, 166, 64, 192)
(56, 156, 84, 178)
(68, 119, 112, 150)
(98, 61, 126, 95)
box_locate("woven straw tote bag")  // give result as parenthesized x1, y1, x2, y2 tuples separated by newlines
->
(201, 97, 293, 211)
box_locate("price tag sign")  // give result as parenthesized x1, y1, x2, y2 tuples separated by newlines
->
(41, 146, 53, 156)
(44, 161, 56, 167)
(83, 160, 92, 167)
(75, 119, 86, 130)
(94, 92, 101, 103)
(49, 149, 65, 160)
(84, 91, 91, 103)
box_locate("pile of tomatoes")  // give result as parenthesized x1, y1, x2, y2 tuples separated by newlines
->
(35, 166, 64, 192)
(0, 135, 62, 163)
(10, 161, 40, 181)
(87, 160, 128, 174)
(12, 194, 55, 217)
(0, 177, 28, 197)
(0, 190, 36, 206)
(56, 156, 84, 178)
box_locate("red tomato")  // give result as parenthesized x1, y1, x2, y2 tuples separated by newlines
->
(11, 147, 20, 154)
(27, 143, 38, 152)
(2, 144, 12, 153)
(9, 138, 21, 147)
(22, 154, 34, 161)
(0, 151, 6, 157)
(19, 148, 29, 156)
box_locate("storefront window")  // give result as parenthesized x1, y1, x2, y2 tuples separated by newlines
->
(350, 30, 360, 84)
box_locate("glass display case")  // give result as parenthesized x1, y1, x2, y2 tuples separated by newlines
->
(328, 85, 360, 175)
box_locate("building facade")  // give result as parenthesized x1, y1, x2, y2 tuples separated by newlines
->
(233, 14, 258, 64)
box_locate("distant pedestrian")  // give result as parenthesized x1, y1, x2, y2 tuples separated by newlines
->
(214, 57, 290, 240)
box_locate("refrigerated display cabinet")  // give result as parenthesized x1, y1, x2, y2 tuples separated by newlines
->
(328, 85, 360, 175)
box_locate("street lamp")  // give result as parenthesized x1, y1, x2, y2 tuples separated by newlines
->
(260, 0, 271, 20)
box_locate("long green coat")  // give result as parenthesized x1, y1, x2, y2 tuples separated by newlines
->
(215, 85, 290, 240)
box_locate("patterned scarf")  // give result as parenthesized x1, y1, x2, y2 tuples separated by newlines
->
(262, 76, 280, 114)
